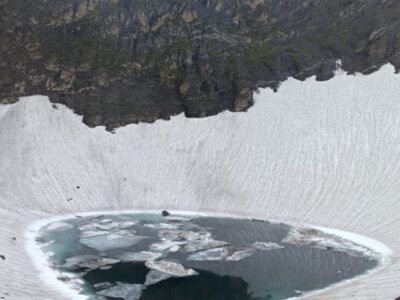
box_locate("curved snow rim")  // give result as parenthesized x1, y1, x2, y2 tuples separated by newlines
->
(25, 209, 393, 300)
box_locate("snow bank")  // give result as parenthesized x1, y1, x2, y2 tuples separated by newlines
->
(1, 64, 400, 299)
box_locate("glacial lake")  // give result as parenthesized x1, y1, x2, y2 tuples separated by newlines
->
(34, 212, 379, 300)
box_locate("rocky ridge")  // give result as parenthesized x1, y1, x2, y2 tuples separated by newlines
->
(1, 0, 400, 129)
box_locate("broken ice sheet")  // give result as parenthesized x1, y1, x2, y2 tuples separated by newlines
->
(187, 247, 229, 261)
(183, 237, 229, 253)
(143, 222, 180, 230)
(80, 221, 138, 232)
(97, 282, 143, 300)
(149, 240, 186, 252)
(226, 248, 256, 261)
(158, 229, 210, 241)
(114, 251, 163, 262)
(63, 254, 119, 271)
(80, 232, 146, 252)
(145, 260, 198, 277)
(252, 242, 285, 251)
(145, 270, 174, 286)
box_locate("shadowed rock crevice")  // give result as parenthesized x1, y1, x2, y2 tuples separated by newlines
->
(1, 0, 400, 129)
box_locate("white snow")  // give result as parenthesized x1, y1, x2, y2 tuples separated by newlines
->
(0, 64, 399, 299)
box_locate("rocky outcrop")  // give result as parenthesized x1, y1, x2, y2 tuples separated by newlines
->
(1, 0, 400, 129)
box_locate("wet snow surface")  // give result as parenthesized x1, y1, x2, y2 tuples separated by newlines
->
(35, 213, 378, 300)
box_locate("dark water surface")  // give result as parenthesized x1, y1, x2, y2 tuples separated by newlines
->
(36, 213, 378, 300)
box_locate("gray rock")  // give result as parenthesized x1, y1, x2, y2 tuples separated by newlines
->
(1, 1, 399, 130)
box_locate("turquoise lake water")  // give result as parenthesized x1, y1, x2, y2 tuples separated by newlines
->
(36, 213, 378, 300)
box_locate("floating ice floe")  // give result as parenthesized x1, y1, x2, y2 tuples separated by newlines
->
(63, 255, 119, 271)
(168, 245, 181, 252)
(156, 229, 229, 253)
(149, 240, 187, 252)
(114, 251, 163, 262)
(164, 216, 191, 221)
(145, 260, 198, 277)
(93, 282, 113, 290)
(80, 232, 146, 252)
(80, 221, 138, 232)
(282, 228, 375, 257)
(145, 270, 174, 286)
(143, 223, 180, 230)
(95, 221, 138, 231)
(99, 219, 113, 224)
(158, 229, 210, 241)
(183, 237, 229, 253)
(187, 247, 230, 261)
(251, 242, 285, 251)
(97, 282, 143, 300)
(226, 248, 256, 261)
(80, 230, 108, 238)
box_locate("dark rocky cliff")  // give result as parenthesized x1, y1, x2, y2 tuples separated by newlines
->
(1, 0, 400, 129)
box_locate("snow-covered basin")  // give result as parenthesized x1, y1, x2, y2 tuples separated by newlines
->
(1, 64, 400, 299)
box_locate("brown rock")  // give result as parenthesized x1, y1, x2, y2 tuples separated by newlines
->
(60, 66, 76, 83)
(179, 81, 191, 96)
(233, 88, 253, 112)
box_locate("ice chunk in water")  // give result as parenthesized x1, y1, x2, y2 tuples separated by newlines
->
(145, 270, 173, 286)
(158, 229, 209, 241)
(81, 230, 108, 238)
(115, 251, 163, 262)
(144, 223, 180, 230)
(80, 232, 145, 252)
(97, 282, 143, 300)
(94, 222, 137, 231)
(187, 247, 229, 261)
(99, 219, 113, 224)
(183, 237, 229, 253)
(149, 240, 186, 252)
(80, 221, 137, 232)
(145, 260, 198, 277)
(63, 255, 119, 271)
(168, 245, 181, 252)
(252, 242, 285, 251)
(226, 248, 256, 261)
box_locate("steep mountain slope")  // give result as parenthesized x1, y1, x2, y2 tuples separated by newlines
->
(0, 66, 400, 299)
(1, 0, 400, 129)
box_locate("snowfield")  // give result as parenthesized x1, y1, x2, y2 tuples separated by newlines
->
(1, 65, 400, 299)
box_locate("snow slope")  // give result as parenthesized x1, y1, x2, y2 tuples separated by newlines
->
(1, 65, 400, 299)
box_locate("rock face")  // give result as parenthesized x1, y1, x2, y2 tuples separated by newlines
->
(1, 0, 400, 129)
